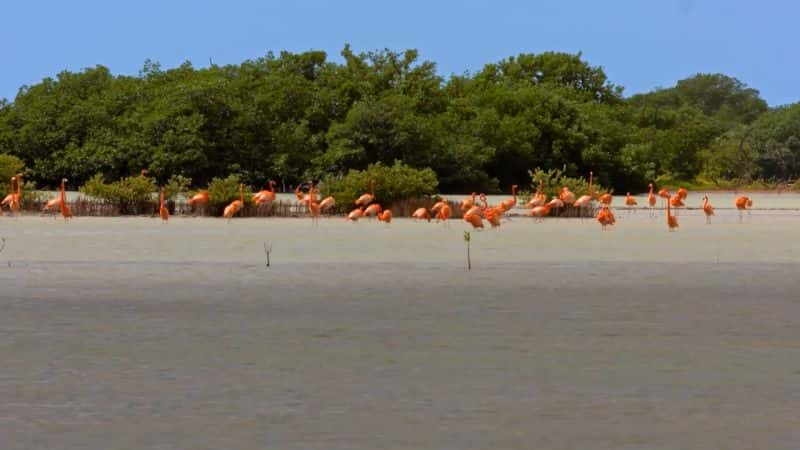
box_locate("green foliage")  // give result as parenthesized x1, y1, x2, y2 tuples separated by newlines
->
(207, 174, 249, 207)
(0, 47, 789, 195)
(322, 161, 438, 209)
(0, 153, 24, 197)
(163, 174, 192, 200)
(80, 173, 157, 213)
(528, 167, 607, 199)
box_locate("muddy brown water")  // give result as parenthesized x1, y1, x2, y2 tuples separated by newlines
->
(1, 211, 800, 449)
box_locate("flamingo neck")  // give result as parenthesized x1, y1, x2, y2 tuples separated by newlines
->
(239, 184, 244, 203)
(588, 172, 593, 197)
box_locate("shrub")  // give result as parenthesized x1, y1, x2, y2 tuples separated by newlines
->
(163, 174, 192, 200)
(322, 160, 438, 210)
(527, 167, 607, 199)
(80, 173, 157, 214)
(207, 174, 250, 207)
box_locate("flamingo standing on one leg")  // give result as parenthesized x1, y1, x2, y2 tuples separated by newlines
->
(437, 203, 452, 226)
(702, 195, 714, 224)
(59, 178, 73, 221)
(647, 183, 656, 217)
(596, 204, 616, 230)
(667, 195, 678, 231)
(735, 196, 752, 222)
(159, 188, 169, 222)
(222, 183, 245, 221)
(625, 192, 638, 213)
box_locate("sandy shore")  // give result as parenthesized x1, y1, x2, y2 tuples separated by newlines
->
(1, 214, 800, 449)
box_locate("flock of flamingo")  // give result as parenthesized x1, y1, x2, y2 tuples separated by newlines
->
(1, 171, 757, 231)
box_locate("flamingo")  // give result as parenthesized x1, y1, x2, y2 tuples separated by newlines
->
(42, 195, 62, 217)
(347, 207, 365, 221)
(431, 198, 448, 215)
(573, 171, 594, 217)
(294, 184, 305, 202)
(59, 178, 73, 221)
(14, 173, 23, 214)
(464, 204, 483, 218)
(364, 203, 383, 218)
(2, 176, 17, 210)
(526, 180, 547, 208)
(318, 196, 336, 213)
(478, 194, 502, 228)
(463, 210, 484, 229)
(596, 204, 616, 230)
(528, 198, 560, 223)
(411, 207, 431, 222)
(669, 195, 685, 208)
(677, 188, 688, 201)
(647, 183, 656, 216)
(498, 184, 518, 212)
(559, 187, 576, 206)
(253, 180, 277, 205)
(460, 192, 477, 212)
(355, 179, 375, 206)
(188, 191, 209, 207)
(378, 209, 393, 223)
(735, 196, 752, 222)
(308, 196, 321, 224)
(3, 176, 20, 216)
(624, 192, 638, 208)
(187, 190, 209, 217)
(437, 203, 452, 223)
(159, 188, 169, 223)
(667, 195, 678, 231)
(222, 183, 244, 220)
(702, 195, 714, 224)
(658, 187, 670, 209)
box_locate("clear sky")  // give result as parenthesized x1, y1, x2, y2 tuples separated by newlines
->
(2, 0, 796, 105)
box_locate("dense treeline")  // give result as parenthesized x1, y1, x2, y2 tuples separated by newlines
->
(0, 45, 796, 193)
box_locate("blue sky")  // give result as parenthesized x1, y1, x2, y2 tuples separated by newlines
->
(2, 0, 796, 105)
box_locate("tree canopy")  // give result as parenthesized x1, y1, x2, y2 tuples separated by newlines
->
(0, 45, 793, 193)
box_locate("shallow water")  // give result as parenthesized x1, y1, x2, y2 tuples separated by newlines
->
(2, 213, 800, 449)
